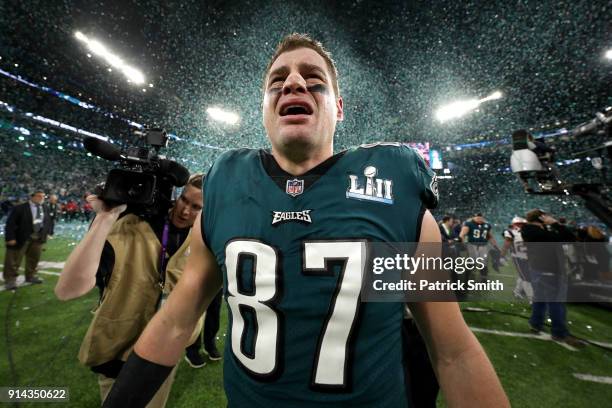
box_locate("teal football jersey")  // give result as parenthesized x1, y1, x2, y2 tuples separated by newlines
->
(463, 220, 491, 244)
(202, 143, 437, 408)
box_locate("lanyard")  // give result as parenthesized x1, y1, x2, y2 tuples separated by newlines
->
(158, 220, 170, 290)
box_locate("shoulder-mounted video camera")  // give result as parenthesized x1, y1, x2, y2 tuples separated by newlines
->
(83, 128, 189, 218)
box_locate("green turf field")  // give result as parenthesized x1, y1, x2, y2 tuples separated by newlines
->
(1, 237, 611, 407)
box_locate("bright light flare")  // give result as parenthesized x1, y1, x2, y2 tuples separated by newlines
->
(605, 49, 612, 60)
(122, 66, 145, 84)
(88, 40, 108, 56)
(206, 107, 239, 125)
(74, 31, 145, 85)
(436, 90, 503, 122)
(488, 90, 503, 100)
(435, 99, 479, 122)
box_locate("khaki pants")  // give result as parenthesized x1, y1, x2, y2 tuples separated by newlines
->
(98, 365, 178, 408)
(3, 237, 44, 284)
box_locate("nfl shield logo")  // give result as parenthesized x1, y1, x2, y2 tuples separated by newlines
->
(285, 178, 304, 197)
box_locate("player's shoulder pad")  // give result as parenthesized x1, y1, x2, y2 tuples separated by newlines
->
(357, 141, 429, 169)
(358, 141, 405, 149)
(206, 148, 258, 179)
(213, 148, 257, 164)
(357, 141, 419, 155)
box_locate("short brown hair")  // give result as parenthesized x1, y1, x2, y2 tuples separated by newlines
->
(264, 33, 340, 97)
(587, 225, 605, 240)
(186, 173, 204, 190)
(526, 208, 546, 223)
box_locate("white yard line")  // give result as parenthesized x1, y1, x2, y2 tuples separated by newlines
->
(38, 261, 66, 269)
(469, 327, 579, 351)
(0, 270, 60, 292)
(589, 340, 612, 349)
(572, 373, 612, 385)
(39, 270, 61, 276)
(0, 262, 65, 270)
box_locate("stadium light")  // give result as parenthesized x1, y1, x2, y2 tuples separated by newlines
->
(486, 91, 503, 101)
(435, 90, 503, 122)
(206, 107, 239, 125)
(74, 31, 146, 85)
(435, 99, 479, 122)
(123, 65, 145, 84)
(74, 31, 87, 41)
(605, 49, 612, 60)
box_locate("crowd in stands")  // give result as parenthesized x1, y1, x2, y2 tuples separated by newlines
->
(0, 126, 109, 223)
(1, 73, 609, 235)
(1, 117, 608, 235)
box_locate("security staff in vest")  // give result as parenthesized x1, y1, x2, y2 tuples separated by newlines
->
(55, 174, 204, 408)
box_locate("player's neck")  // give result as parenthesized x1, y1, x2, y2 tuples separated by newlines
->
(271, 146, 333, 176)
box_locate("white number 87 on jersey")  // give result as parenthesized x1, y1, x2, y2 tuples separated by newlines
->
(225, 239, 366, 390)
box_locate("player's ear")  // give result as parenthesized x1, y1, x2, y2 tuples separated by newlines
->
(336, 96, 344, 122)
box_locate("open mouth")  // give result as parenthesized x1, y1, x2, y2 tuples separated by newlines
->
(280, 104, 313, 116)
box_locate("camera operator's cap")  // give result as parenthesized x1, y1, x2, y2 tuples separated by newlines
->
(511, 216, 527, 224)
(526, 208, 547, 222)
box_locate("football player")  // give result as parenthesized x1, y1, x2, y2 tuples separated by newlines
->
(103, 34, 509, 408)
(501, 216, 533, 301)
(460, 212, 499, 282)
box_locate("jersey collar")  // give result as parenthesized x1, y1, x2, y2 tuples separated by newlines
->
(259, 149, 346, 195)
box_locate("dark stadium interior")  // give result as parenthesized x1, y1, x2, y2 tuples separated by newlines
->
(2, 0, 611, 225)
(1, 1, 611, 407)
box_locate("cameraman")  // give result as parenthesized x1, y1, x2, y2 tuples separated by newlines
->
(521, 209, 583, 347)
(55, 174, 204, 408)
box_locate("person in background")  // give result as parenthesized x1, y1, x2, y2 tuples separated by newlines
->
(577, 225, 609, 281)
(501, 216, 533, 301)
(460, 212, 499, 282)
(44, 194, 60, 236)
(521, 209, 584, 347)
(3, 190, 52, 289)
(55, 175, 205, 407)
(452, 216, 462, 238)
(402, 305, 439, 408)
(439, 215, 455, 243)
(184, 290, 223, 367)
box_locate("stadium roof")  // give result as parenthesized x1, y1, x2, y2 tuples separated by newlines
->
(1, 0, 610, 150)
